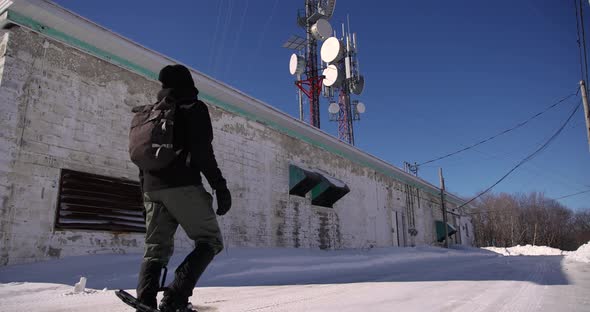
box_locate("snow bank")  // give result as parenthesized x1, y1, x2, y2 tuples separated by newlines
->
(0, 246, 494, 290)
(482, 245, 570, 256)
(566, 241, 590, 263)
(482, 242, 590, 263)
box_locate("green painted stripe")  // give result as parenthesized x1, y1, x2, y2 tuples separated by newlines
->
(5, 10, 466, 206)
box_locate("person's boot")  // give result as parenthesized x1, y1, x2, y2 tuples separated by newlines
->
(136, 260, 164, 310)
(158, 244, 215, 312)
(158, 287, 196, 312)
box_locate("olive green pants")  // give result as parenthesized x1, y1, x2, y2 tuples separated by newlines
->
(142, 185, 224, 265)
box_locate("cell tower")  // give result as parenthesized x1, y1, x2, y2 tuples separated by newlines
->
(283, 0, 366, 145)
(322, 17, 366, 145)
(283, 0, 336, 128)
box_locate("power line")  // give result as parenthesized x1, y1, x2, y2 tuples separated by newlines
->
(213, 0, 235, 76)
(555, 189, 590, 200)
(208, 0, 225, 73)
(224, 0, 250, 77)
(467, 147, 590, 190)
(463, 189, 590, 215)
(465, 189, 590, 215)
(457, 100, 583, 210)
(421, 144, 590, 193)
(417, 91, 579, 166)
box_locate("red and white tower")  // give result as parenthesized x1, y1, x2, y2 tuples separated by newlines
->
(323, 18, 366, 145)
(284, 1, 366, 145)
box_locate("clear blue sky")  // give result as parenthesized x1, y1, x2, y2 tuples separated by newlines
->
(53, 0, 589, 210)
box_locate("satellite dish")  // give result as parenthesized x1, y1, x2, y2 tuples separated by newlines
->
(356, 102, 366, 114)
(320, 37, 345, 64)
(322, 64, 343, 87)
(351, 75, 365, 95)
(311, 18, 332, 41)
(328, 102, 340, 114)
(289, 53, 306, 75)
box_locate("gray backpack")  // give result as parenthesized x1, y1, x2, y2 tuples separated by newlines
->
(128, 97, 189, 170)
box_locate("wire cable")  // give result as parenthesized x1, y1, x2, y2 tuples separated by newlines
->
(213, 0, 235, 76)
(462, 147, 590, 191)
(463, 188, 590, 215)
(456, 100, 583, 210)
(417, 91, 579, 166)
(224, 0, 250, 77)
(208, 0, 225, 73)
(554, 189, 590, 200)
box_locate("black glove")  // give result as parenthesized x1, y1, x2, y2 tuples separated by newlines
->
(215, 187, 232, 216)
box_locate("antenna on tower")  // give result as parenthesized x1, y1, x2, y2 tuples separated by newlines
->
(282, 1, 365, 145)
(320, 14, 366, 145)
(282, 0, 336, 129)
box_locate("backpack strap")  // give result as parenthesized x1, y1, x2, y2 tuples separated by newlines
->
(178, 101, 195, 168)
(178, 103, 196, 109)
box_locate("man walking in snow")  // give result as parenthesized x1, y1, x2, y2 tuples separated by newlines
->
(136, 64, 232, 312)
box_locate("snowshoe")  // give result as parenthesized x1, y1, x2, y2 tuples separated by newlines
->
(115, 289, 160, 312)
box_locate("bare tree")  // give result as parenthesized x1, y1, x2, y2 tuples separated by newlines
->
(471, 192, 588, 251)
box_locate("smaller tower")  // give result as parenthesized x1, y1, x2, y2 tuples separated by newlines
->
(322, 17, 366, 145)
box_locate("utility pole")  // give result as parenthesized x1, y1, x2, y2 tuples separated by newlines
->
(439, 168, 449, 248)
(580, 80, 590, 153)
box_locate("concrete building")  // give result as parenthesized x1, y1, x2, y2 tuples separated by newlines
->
(0, 0, 474, 266)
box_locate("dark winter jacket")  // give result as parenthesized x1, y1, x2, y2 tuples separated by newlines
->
(139, 87, 227, 192)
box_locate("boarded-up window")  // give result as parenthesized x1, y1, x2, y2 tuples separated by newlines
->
(55, 169, 145, 233)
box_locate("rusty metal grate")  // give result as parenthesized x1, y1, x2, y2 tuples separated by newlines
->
(55, 169, 145, 233)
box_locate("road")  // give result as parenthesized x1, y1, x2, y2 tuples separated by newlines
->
(0, 247, 588, 311)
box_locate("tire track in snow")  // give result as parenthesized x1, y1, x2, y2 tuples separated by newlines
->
(497, 258, 548, 312)
(237, 285, 354, 312)
(439, 256, 549, 312)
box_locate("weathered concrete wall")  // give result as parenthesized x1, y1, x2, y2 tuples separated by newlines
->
(0, 26, 471, 265)
(0, 27, 160, 265)
(211, 105, 466, 250)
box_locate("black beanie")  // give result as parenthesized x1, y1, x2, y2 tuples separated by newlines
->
(158, 64, 195, 89)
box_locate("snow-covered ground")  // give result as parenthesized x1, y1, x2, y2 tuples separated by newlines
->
(0, 244, 589, 312)
(482, 245, 571, 256)
(483, 242, 590, 263)
(567, 242, 590, 263)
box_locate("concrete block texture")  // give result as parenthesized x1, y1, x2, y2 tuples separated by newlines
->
(0, 27, 154, 265)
